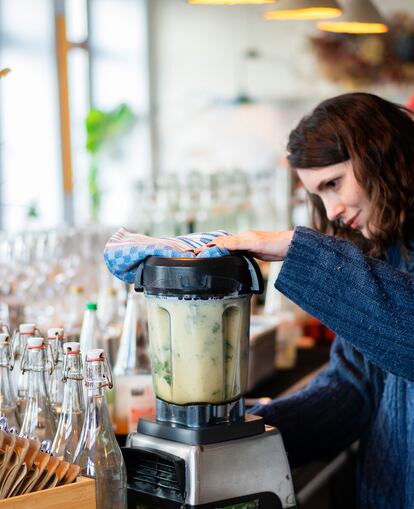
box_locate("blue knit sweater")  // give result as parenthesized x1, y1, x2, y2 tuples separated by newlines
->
(251, 226, 414, 509)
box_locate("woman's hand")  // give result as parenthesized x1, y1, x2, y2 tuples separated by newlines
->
(194, 230, 294, 261)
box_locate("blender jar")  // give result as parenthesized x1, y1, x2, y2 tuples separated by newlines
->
(135, 255, 263, 407)
(146, 294, 250, 405)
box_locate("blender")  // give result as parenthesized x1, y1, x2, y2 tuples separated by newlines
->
(122, 254, 296, 509)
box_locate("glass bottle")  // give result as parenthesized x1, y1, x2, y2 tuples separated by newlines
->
(64, 285, 85, 340)
(79, 303, 102, 355)
(113, 289, 154, 434)
(98, 287, 119, 328)
(47, 327, 65, 417)
(20, 336, 57, 442)
(98, 287, 122, 368)
(0, 332, 20, 429)
(13, 323, 37, 422)
(0, 321, 11, 336)
(51, 341, 85, 462)
(74, 349, 127, 509)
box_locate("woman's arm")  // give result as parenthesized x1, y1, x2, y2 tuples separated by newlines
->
(277, 227, 414, 380)
(251, 335, 378, 467)
(194, 230, 294, 261)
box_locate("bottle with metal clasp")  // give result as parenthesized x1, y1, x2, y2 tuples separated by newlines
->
(20, 336, 57, 442)
(74, 348, 127, 509)
(13, 323, 38, 423)
(47, 327, 65, 417)
(51, 341, 85, 462)
(0, 332, 19, 429)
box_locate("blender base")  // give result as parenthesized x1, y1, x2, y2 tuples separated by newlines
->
(123, 423, 296, 509)
(138, 413, 265, 445)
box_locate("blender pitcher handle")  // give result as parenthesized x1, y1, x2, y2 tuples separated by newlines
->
(241, 255, 264, 294)
(134, 260, 146, 292)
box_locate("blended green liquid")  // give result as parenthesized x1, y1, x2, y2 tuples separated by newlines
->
(146, 295, 251, 405)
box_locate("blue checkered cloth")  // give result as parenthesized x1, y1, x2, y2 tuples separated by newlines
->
(104, 228, 230, 284)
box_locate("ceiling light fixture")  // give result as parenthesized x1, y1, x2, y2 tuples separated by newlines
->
(263, 0, 342, 21)
(317, 0, 388, 34)
(188, 0, 276, 5)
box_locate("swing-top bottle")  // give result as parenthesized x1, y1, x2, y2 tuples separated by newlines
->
(47, 327, 65, 417)
(20, 336, 57, 441)
(74, 348, 127, 509)
(0, 332, 19, 429)
(51, 341, 85, 461)
(13, 323, 37, 422)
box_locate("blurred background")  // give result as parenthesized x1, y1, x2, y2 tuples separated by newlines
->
(1, 3, 414, 505)
(2, 0, 414, 234)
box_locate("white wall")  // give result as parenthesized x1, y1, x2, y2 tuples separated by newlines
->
(150, 0, 414, 174)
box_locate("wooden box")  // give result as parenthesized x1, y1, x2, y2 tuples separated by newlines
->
(0, 476, 96, 509)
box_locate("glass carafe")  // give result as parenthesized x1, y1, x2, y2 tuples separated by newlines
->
(146, 294, 251, 405)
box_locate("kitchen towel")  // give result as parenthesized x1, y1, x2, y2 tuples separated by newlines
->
(104, 227, 230, 284)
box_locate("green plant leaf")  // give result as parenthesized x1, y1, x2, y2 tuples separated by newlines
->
(27, 202, 39, 219)
(85, 102, 136, 221)
(85, 103, 136, 155)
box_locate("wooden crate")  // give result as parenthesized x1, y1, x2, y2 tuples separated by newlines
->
(0, 476, 96, 509)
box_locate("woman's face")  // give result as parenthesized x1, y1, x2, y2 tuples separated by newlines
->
(297, 160, 371, 238)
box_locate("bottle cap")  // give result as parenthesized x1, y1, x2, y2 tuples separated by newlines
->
(47, 327, 64, 339)
(0, 333, 9, 343)
(85, 303, 97, 311)
(86, 349, 105, 361)
(19, 323, 35, 334)
(64, 342, 80, 354)
(27, 337, 45, 349)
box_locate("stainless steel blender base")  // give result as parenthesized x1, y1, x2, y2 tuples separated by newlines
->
(124, 425, 296, 508)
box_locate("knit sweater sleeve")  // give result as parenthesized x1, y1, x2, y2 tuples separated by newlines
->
(250, 336, 377, 467)
(276, 227, 414, 381)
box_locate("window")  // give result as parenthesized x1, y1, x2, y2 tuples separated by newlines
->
(0, 0, 61, 231)
(0, 0, 151, 232)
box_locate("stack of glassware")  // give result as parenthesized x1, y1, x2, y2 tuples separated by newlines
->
(129, 167, 279, 236)
(0, 226, 125, 335)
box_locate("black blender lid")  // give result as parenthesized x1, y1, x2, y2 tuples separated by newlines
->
(134, 254, 263, 296)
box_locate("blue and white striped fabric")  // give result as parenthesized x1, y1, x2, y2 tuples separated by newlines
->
(104, 227, 230, 284)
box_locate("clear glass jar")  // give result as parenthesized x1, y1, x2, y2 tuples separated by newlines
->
(146, 294, 251, 405)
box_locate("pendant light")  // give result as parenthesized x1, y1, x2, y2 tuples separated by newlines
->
(317, 0, 388, 34)
(263, 0, 342, 21)
(187, 0, 276, 4)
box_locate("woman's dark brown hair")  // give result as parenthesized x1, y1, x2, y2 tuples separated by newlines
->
(287, 92, 414, 257)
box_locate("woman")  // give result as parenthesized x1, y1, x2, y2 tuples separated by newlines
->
(197, 93, 414, 509)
